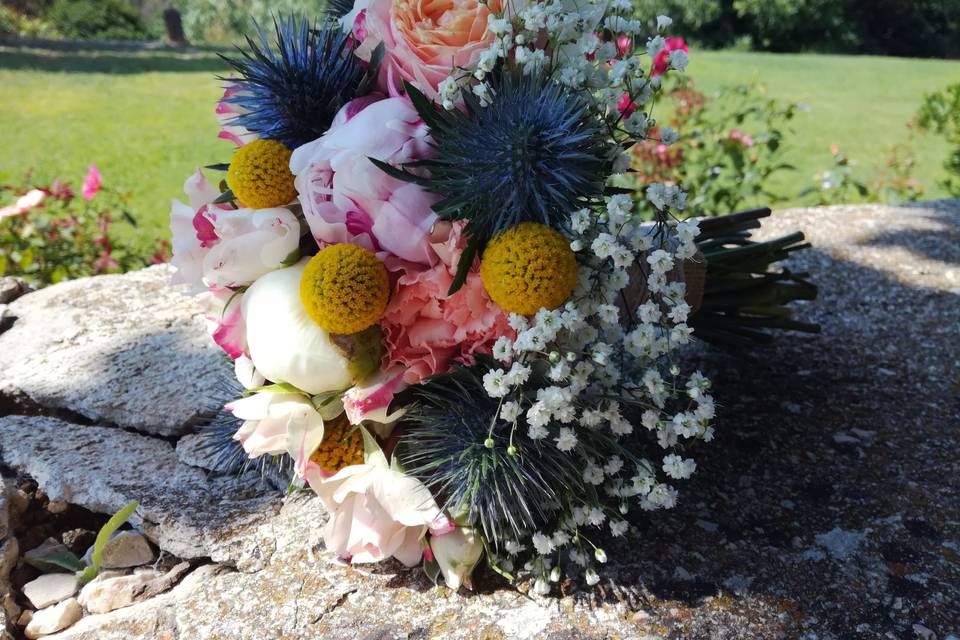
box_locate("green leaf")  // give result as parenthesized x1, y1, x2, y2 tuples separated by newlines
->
(447, 234, 479, 296)
(205, 163, 231, 171)
(423, 554, 441, 585)
(367, 157, 427, 186)
(213, 189, 236, 205)
(24, 549, 85, 573)
(244, 382, 304, 396)
(360, 425, 388, 468)
(77, 500, 139, 585)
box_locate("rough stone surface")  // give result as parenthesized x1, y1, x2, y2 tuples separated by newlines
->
(0, 265, 226, 437)
(0, 417, 278, 567)
(22, 573, 79, 609)
(81, 531, 154, 569)
(78, 570, 161, 614)
(2, 202, 959, 639)
(25, 598, 82, 639)
(0, 539, 18, 583)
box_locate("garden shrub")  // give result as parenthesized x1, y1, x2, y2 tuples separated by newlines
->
(47, 0, 150, 41)
(0, 169, 165, 286)
(632, 80, 800, 216)
(633, 0, 960, 58)
(918, 82, 960, 197)
(174, 0, 326, 44)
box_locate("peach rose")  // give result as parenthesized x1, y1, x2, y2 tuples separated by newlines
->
(356, 0, 499, 99)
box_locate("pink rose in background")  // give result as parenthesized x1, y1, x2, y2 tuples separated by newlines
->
(355, 0, 498, 99)
(290, 96, 439, 266)
(81, 164, 101, 200)
(381, 221, 514, 384)
(652, 37, 688, 76)
(728, 129, 755, 147)
(0, 189, 45, 220)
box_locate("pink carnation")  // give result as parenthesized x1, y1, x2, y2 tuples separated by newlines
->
(381, 222, 514, 384)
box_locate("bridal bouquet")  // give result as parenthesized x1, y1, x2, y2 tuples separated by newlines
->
(170, 2, 717, 592)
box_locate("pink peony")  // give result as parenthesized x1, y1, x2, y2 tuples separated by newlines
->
(380, 221, 514, 385)
(81, 164, 101, 200)
(290, 96, 439, 266)
(355, 0, 499, 99)
(652, 37, 688, 76)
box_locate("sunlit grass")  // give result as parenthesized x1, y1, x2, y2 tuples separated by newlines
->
(2, 43, 959, 255)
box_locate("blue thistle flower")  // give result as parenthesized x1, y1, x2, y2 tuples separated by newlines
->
(220, 16, 364, 149)
(399, 365, 587, 548)
(375, 74, 616, 292)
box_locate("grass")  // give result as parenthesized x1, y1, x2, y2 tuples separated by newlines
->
(690, 51, 960, 206)
(1, 43, 959, 254)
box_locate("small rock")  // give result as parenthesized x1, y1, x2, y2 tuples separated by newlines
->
(78, 570, 161, 614)
(695, 519, 718, 533)
(25, 598, 82, 639)
(912, 624, 936, 640)
(815, 527, 867, 561)
(832, 431, 860, 445)
(61, 530, 96, 557)
(82, 531, 153, 569)
(672, 566, 693, 581)
(17, 609, 34, 627)
(45, 501, 69, 515)
(22, 573, 79, 609)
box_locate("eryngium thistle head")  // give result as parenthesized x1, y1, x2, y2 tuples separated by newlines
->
(404, 73, 615, 243)
(220, 16, 363, 149)
(399, 366, 585, 548)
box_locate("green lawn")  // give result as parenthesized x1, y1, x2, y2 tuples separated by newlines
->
(1, 43, 959, 255)
(691, 51, 960, 205)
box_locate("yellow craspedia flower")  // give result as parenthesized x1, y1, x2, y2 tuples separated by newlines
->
(480, 222, 578, 316)
(300, 243, 390, 335)
(227, 139, 297, 209)
(310, 415, 364, 475)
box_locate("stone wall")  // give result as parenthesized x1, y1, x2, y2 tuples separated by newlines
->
(0, 202, 958, 639)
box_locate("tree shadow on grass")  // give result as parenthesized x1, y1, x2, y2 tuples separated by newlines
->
(0, 43, 231, 74)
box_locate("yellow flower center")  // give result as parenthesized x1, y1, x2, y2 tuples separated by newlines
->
(227, 139, 297, 209)
(310, 415, 364, 474)
(480, 222, 578, 316)
(300, 243, 390, 335)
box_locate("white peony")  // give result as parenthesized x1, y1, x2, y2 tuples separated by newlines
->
(242, 260, 353, 395)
